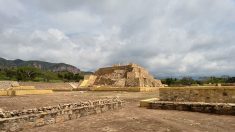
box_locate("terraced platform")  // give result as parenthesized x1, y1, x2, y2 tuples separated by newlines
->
(142, 100, 235, 115)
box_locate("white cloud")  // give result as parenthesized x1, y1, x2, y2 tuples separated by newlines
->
(0, 0, 25, 17)
(49, 10, 102, 33)
(0, 0, 235, 76)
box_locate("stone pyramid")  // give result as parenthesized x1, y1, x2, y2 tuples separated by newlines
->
(81, 63, 163, 87)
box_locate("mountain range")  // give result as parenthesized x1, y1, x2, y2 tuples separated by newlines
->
(0, 57, 80, 73)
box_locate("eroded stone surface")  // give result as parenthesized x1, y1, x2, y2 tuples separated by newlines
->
(149, 101, 235, 115)
(159, 87, 235, 103)
(0, 81, 19, 89)
(81, 63, 163, 88)
(0, 97, 124, 132)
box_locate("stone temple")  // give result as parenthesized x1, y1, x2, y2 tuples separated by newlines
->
(79, 63, 163, 88)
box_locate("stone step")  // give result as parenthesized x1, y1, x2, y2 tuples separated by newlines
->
(140, 98, 159, 107)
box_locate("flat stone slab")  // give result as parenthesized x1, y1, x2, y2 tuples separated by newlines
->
(148, 101, 235, 115)
(140, 98, 159, 107)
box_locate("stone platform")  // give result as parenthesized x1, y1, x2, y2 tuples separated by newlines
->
(91, 87, 160, 92)
(159, 87, 235, 103)
(0, 81, 53, 96)
(140, 98, 159, 107)
(145, 101, 235, 115)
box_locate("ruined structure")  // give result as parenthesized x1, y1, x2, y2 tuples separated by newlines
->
(159, 87, 235, 103)
(79, 63, 163, 88)
(0, 98, 123, 132)
(0, 81, 53, 96)
(140, 87, 235, 115)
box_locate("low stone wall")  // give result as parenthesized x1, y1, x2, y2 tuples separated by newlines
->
(91, 87, 159, 92)
(0, 81, 19, 90)
(8, 86, 36, 90)
(0, 89, 53, 96)
(19, 82, 73, 91)
(140, 98, 159, 107)
(0, 98, 123, 132)
(13, 90, 53, 96)
(139, 87, 160, 92)
(149, 101, 235, 115)
(0, 90, 8, 96)
(91, 87, 140, 92)
(159, 87, 235, 103)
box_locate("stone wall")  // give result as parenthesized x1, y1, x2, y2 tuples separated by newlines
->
(13, 90, 53, 96)
(19, 82, 73, 91)
(0, 89, 53, 96)
(0, 81, 19, 90)
(0, 97, 123, 132)
(149, 101, 235, 115)
(159, 87, 235, 103)
(0, 90, 8, 96)
(0, 82, 53, 96)
(91, 87, 160, 92)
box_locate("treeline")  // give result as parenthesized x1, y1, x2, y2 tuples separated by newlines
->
(161, 76, 235, 86)
(0, 67, 84, 82)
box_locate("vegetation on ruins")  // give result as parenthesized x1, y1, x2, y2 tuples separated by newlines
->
(0, 67, 84, 82)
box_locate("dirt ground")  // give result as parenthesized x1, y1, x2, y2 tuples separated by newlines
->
(0, 91, 235, 132)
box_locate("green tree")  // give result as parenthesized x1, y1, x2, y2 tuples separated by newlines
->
(16, 67, 41, 81)
(180, 77, 195, 85)
(5, 68, 17, 80)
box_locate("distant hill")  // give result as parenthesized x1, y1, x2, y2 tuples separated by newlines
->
(0, 57, 80, 73)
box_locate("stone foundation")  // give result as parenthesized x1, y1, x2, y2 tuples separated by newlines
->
(0, 81, 19, 90)
(140, 98, 159, 107)
(0, 97, 123, 132)
(19, 82, 74, 91)
(159, 87, 235, 103)
(149, 101, 235, 115)
(0, 81, 54, 96)
(91, 87, 160, 92)
(0, 89, 53, 96)
(141, 87, 235, 115)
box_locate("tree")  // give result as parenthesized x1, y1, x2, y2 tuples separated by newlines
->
(41, 71, 58, 82)
(57, 71, 84, 82)
(226, 77, 235, 83)
(162, 78, 178, 86)
(180, 77, 195, 85)
(5, 68, 17, 79)
(0, 66, 84, 82)
(16, 67, 41, 81)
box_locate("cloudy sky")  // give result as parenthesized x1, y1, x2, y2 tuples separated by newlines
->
(0, 0, 235, 77)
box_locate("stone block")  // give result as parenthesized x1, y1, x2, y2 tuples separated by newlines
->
(140, 98, 159, 107)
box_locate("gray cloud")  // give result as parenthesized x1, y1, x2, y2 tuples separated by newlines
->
(0, 0, 235, 76)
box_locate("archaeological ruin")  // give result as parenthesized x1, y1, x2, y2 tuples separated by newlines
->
(0, 81, 53, 96)
(0, 97, 123, 131)
(78, 63, 163, 91)
(1, 64, 235, 132)
(140, 86, 235, 115)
